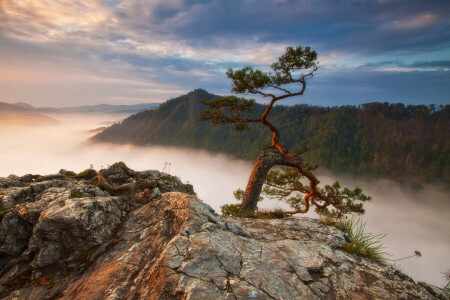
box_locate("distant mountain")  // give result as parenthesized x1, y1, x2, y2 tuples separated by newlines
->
(0, 101, 160, 113)
(93, 89, 450, 184)
(14, 102, 35, 109)
(61, 103, 160, 112)
(0, 101, 55, 112)
(0, 102, 30, 111)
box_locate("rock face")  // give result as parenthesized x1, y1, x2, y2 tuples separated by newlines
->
(0, 164, 448, 300)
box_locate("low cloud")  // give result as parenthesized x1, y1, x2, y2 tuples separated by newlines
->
(0, 112, 448, 287)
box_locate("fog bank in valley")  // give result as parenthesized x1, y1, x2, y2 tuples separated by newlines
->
(0, 113, 448, 287)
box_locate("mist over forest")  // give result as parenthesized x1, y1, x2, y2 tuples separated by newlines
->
(0, 112, 448, 287)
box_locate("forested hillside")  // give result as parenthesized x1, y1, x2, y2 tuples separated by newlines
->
(94, 89, 449, 185)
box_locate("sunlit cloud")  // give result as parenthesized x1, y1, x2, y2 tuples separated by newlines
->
(0, 0, 109, 42)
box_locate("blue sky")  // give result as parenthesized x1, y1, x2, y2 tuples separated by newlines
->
(0, 0, 449, 106)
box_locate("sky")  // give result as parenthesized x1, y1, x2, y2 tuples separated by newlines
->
(0, 0, 449, 107)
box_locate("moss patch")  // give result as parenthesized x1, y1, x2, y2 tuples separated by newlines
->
(68, 190, 84, 199)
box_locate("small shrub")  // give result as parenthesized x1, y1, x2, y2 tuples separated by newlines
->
(65, 171, 77, 177)
(68, 190, 83, 199)
(59, 169, 77, 177)
(76, 169, 97, 180)
(221, 204, 241, 217)
(183, 184, 195, 195)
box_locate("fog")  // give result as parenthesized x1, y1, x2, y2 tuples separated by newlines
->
(0, 113, 448, 287)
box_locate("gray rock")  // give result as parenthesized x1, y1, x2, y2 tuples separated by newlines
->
(0, 165, 446, 300)
(0, 212, 32, 257)
(99, 161, 137, 185)
(63, 193, 450, 299)
(27, 195, 129, 268)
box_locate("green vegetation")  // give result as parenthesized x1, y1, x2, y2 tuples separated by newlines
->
(59, 169, 77, 177)
(68, 190, 83, 199)
(320, 214, 422, 263)
(183, 184, 195, 195)
(262, 166, 371, 216)
(94, 89, 450, 185)
(221, 203, 241, 217)
(160, 175, 173, 182)
(76, 169, 97, 180)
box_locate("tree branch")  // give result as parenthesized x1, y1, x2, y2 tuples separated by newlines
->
(269, 85, 292, 94)
(249, 89, 275, 99)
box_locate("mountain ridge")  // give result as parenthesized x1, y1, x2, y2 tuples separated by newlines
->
(0, 101, 160, 113)
(93, 89, 450, 185)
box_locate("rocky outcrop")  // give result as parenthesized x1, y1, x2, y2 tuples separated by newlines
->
(0, 164, 448, 299)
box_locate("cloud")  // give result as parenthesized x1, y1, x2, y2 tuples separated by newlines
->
(0, 0, 110, 42)
(392, 12, 439, 30)
(355, 60, 450, 72)
(0, 0, 449, 106)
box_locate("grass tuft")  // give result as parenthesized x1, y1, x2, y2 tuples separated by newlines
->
(322, 216, 387, 262)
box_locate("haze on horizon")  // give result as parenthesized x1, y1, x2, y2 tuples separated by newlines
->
(1, 0, 449, 107)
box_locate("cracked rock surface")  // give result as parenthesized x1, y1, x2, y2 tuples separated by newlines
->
(0, 164, 448, 299)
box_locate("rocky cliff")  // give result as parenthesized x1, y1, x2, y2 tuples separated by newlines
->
(0, 163, 448, 299)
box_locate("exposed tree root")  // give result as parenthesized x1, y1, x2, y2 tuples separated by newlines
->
(94, 171, 158, 201)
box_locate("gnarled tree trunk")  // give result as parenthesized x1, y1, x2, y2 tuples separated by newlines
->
(240, 152, 281, 212)
(240, 151, 317, 214)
